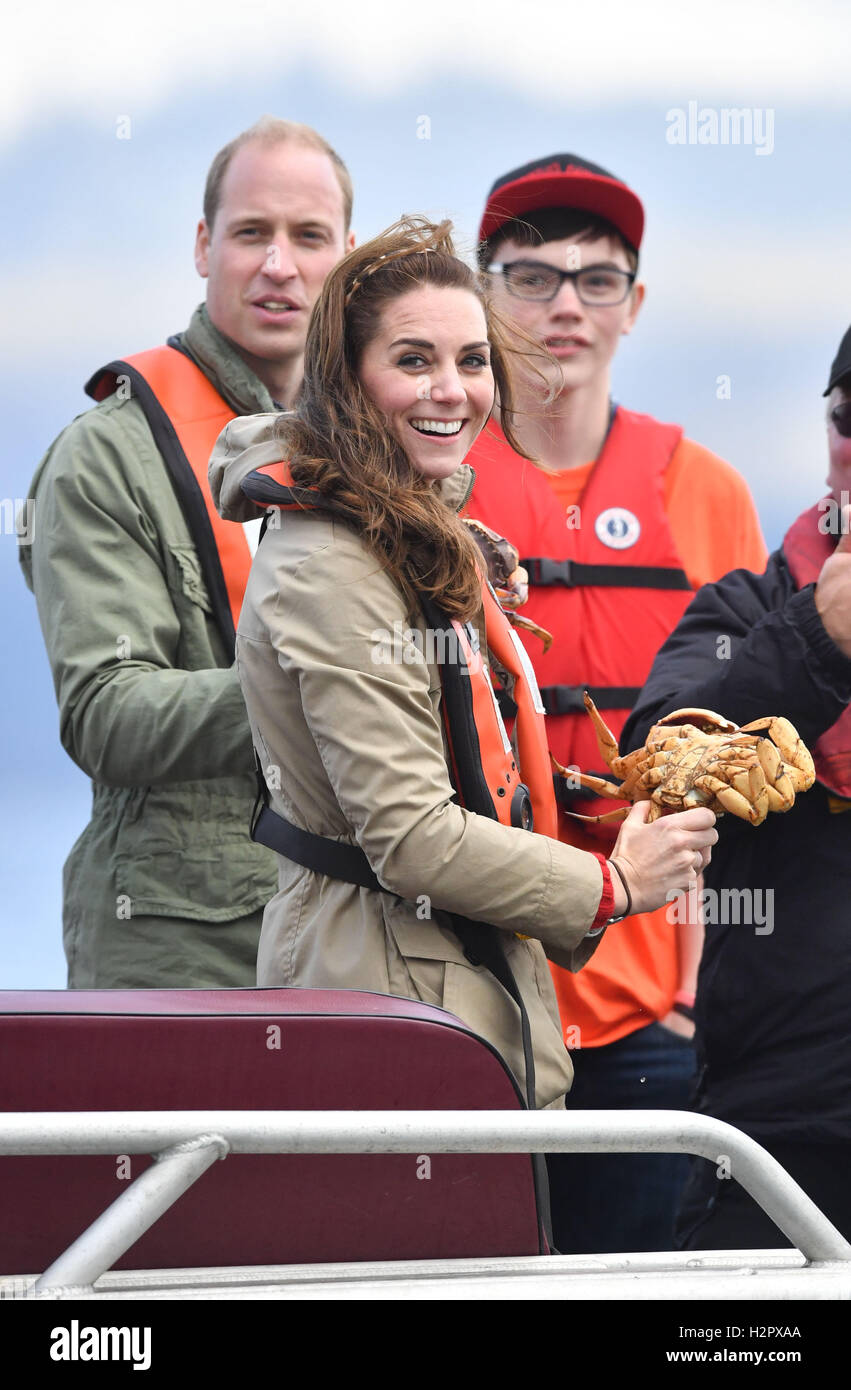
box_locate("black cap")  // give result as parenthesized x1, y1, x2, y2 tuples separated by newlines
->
(824, 326, 851, 395)
(479, 152, 644, 252)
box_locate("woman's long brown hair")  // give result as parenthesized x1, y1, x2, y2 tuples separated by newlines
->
(277, 216, 547, 620)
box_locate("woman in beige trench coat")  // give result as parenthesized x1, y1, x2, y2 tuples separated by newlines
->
(209, 218, 716, 1109)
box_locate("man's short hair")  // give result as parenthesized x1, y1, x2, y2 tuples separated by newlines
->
(479, 207, 639, 275)
(203, 116, 353, 234)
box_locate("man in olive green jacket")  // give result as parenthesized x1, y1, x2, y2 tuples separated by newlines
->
(19, 118, 354, 987)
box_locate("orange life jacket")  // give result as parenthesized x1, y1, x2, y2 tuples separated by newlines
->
(467, 408, 695, 839)
(467, 409, 699, 1049)
(783, 501, 851, 800)
(86, 344, 247, 652)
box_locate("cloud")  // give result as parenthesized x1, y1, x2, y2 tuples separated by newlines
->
(0, 259, 201, 368)
(643, 227, 851, 329)
(4, 0, 850, 147)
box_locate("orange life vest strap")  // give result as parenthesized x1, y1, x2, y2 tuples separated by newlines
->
(480, 584, 559, 839)
(442, 613, 528, 829)
(86, 345, 248, 645)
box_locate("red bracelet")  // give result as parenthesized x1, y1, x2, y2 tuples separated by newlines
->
(588, 852, 615, 934)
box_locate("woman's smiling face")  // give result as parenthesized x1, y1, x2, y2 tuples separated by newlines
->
(357, 285, 496, 481)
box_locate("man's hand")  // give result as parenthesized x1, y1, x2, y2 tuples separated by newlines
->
(657, 1008, 696, 1041)
(815, 502, 851, 659)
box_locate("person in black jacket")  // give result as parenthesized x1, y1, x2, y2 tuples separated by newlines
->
(621, 326, 851, 1247)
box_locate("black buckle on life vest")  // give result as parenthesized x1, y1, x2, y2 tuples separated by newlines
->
(525, 558, 576, 587)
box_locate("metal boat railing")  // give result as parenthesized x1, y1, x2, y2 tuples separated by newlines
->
(2, 1108, 849, 1299)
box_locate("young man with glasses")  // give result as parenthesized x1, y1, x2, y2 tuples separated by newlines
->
(621, 325, 851, 1246)
(466, 153, 767, 1254)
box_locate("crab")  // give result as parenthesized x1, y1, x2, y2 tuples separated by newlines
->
(551, 693, 816, 825)
(465, 518, 553, 651)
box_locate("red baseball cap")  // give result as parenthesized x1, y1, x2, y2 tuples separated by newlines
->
(479, 152, 645, 253)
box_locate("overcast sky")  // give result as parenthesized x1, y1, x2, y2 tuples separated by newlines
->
(5, 0, 851, 145)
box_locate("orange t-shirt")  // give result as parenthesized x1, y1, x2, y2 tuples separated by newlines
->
(541, 438, 768, 1047)
(542, 438, 767, 589)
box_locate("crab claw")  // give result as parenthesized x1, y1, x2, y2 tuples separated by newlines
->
(505, 610, 553, 652)
(583, 692, 623, 772)
(741, 717, 816, 793)
(495, 565, 529, 611)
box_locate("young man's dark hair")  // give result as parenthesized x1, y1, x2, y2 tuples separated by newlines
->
(479, 206, 639, 275)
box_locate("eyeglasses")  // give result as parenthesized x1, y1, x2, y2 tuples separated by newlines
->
(486, 259, 636, 306)
(830, 402, 851, 439)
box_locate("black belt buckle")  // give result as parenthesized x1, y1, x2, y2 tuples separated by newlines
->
(541, 685, 587, 716)
(526, 557, 573, 587)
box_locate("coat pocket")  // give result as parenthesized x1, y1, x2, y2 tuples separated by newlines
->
(113, 779, 277, 922)
(381, 901, 518, 1047)
(392, 908, 573, 1107)
(381, 899, 479, 1010)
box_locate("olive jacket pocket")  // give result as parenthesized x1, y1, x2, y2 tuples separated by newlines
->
(112, 778, 276, 922)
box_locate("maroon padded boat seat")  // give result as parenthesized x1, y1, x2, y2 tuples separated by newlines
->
(0, 988, 542, 1272)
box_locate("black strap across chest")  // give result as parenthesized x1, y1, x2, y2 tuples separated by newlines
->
(539, 684, 642, 716)
(521, 557, 691, 590)
(498, 683, 642, 723)
(511, 560, 691, 716)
